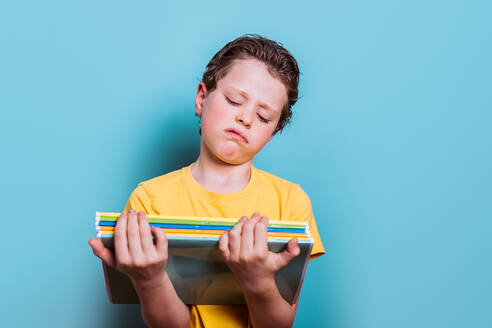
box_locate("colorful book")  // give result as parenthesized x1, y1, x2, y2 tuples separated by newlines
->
(95, 212, 314, 305)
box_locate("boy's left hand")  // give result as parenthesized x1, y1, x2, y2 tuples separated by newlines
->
(218, 212, 301, 295)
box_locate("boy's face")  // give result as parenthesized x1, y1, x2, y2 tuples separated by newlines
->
(195, 58, 288, 165)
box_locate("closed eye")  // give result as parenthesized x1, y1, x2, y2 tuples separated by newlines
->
(257, 114, 269, 123)
(226, 97, 240, 106)
(227, 96, 270, 123)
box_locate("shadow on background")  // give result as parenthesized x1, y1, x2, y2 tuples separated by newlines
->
(112, 305, 148, 328)
(107, 98, 200, 327)
(129, 96, 201, 183)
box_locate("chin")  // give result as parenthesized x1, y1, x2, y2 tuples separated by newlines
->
(204, 139, 252, 165)
(213, 143, 240, 162)
(216, 153, 246, 165)
(215, 149, 252, 165)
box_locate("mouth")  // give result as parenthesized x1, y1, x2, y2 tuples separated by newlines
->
(225, 128, 249, 144)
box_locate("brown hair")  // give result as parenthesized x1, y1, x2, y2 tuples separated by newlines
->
(199, 34, 300, 135)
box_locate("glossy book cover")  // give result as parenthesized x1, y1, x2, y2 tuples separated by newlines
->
(96, 212, 314, 305)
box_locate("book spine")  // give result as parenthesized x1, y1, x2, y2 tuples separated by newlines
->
(95, 212, 101, 238)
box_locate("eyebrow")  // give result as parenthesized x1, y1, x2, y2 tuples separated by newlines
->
(227, 87, 277, 114)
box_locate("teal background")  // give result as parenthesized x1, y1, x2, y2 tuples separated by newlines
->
(1, 0, 490, 327)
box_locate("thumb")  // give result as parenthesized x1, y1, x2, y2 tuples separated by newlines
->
(275, 238, 301, 270)
(89, 238, 116, 268)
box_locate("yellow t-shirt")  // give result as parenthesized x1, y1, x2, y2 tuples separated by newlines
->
(123, 163, 325, 328)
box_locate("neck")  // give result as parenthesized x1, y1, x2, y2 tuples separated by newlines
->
(190, 142, 252, 193)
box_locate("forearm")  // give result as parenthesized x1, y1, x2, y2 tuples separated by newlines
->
(132, 273, 190, 328)
(242, 279, 296, 328)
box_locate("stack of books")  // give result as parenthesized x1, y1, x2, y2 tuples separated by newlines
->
(95, 212, 314, 305)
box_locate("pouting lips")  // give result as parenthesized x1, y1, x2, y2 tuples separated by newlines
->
(225, 128, 248, 143)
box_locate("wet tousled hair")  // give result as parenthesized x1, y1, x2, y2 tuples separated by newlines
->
(198, 34, 300, 135)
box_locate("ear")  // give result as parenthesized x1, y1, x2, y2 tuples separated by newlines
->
(195, 82, 208, 117)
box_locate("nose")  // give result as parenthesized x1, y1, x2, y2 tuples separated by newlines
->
(236, 110, 253, 128)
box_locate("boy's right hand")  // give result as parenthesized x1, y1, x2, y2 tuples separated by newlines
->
(89, 209, 169, 288)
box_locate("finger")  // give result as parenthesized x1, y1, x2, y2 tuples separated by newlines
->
(114, 211, 130, 263)
(138, 211, 154, 254)
(127, 209, 144, 259)
(288, 238, 301, 257)
(276, 238, 301, 270)
(240, 213, 260, 258)
(89, 238, 116, 267)
(218, 230, 230, 259)
(228, 216, 247, 260)
(253, 215, 269, 253)
(152, 226, 168, 260)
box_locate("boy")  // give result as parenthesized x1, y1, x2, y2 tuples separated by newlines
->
(89, 34, 325, 328)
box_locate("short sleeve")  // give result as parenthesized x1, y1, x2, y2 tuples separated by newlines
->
(122, 184, 155, 214)
(290, 186, 326, 261)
